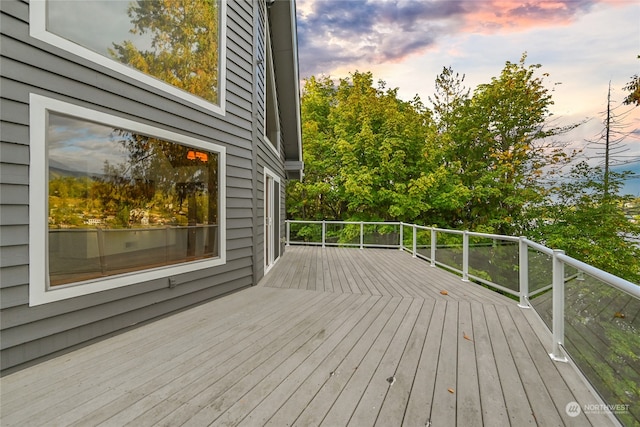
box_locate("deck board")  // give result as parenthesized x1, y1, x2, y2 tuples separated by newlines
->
(375, 297, 434, 426)
(495, 304, 563, 426)
(456, 301, 482, 427)
(264, 296, 397, 426)
(402, 299, 447, 427)
(471, 301, 510, 426)
(429, 300, 459, 426)
(346, 297, 423, 426)
(483, 304, 537, 425)
(0, 246, 618, 426)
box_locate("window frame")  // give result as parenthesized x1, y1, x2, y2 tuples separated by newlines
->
(263, 167, 281, 274)
(29, 94, 227, 306)
(29, 0, 227, 115)
(263, 21, 281, 156)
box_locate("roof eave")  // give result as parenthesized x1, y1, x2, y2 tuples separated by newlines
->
(269, 0, 303, 179)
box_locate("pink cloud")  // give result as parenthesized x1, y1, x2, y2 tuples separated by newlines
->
(296, 0, 626, 77)
(460, 1, 597, 34)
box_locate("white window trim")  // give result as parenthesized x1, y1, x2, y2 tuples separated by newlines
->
(29, 0, 227, 115)
(263, 167, 281, 274)
(29, 94, 227, 306)
(263, 25, 281, 156)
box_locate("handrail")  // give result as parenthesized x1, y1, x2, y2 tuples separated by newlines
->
(285, 219, 639, 357)
(285, 219, 639, 423)
(467, 231, 520, 242)
(522, 237, 554, 256)
(556, 251, 640, 299)
(432, 227, 465, 235)
(50, 224, 219, 233)
(287, 220, 401, 225)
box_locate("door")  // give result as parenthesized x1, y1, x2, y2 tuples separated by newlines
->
(265, 169, 280, 272)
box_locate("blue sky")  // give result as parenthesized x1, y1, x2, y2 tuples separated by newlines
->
(295, 0, 640, 196)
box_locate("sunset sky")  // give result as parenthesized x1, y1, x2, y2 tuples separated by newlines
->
(295, 0, 640, 195)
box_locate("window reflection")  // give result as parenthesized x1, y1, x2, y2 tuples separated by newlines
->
(48, 113, 219, 286)
(46, 0, 220, 104)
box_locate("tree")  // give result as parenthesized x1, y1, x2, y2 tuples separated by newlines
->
(291, 58, 577, 233)
(286, 76, 343, 220)
(428, 55, 576, 234)
(428, 66, 470, 133)
(287, 72, 433, 222)
(110, 0, 220, 103)
(622, 55, 640, 106)
(530, 161, 640, 283)
(585, 82, 640, 197)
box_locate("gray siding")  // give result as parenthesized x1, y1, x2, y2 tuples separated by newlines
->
(0, 0, 285, 371)
(253, 0, 288, 281)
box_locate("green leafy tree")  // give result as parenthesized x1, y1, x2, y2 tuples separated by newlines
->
(440, 55, 575, 234)
(110, 0, 220, 103)
(623, 55, 640, 106)
(417, 66, 476, 227)
(287, 76, 344, 220)
(287, 72, 433, 222)
(530, 161, 640, 282)
(291, 58, 577, 233)
(429, 66, 470, 134)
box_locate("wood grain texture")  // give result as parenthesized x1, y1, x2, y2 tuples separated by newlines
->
(0, 247, 614, 426)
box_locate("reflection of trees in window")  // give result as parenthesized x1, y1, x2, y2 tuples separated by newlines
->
(46, 110, 223, 286)
(96, 130, 219, 229)
(110, 0, 219, 104)
(100, 130, 219, 257)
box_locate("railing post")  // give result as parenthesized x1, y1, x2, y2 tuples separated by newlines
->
(322, 220, 326, 248)
(97, 228, 107, 275)
(286, 220, 290, 246)
(550, 249, 568, 362)
(399, 223, 403, 251)
(165, 226, 169, 264)
(412, 225, 417, 258)
(360, 222, 364, 249)
(462, 231, 469, 282)
(518, 236, 530, 308)
(430, 228, 436, 267)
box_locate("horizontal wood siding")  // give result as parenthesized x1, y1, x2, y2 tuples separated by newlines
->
(0, 0, 259, 370)
(253, 0, 289, 283)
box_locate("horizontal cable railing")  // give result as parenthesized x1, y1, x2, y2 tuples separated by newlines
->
(286, 219, 640, 425)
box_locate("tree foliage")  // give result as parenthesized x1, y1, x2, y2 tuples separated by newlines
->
(110, 0, 220, 103)
(290, 56, 575, 234)
(444, 55, 578, 234)
(623, 55, 640, 106)
(287, 72, 433, 222)
(529, 161, 640, 282)
(289, 55, 639, 281)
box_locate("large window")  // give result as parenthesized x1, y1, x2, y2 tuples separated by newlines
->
(30, 0, 226, 113)
(30, 95, 226, 305)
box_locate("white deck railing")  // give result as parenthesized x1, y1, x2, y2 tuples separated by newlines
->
(286, 219, 640, 424)
(285, 220, 640, 361)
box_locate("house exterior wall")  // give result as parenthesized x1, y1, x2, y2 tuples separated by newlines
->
(254, 0, 288, 279)
(0, 0, 293, 371)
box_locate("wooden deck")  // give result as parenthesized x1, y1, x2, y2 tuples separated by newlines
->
(0, 246, 617, 426)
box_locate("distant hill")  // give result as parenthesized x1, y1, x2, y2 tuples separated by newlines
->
(49, 160, 106, 181)
(49, 159, 86, 178)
